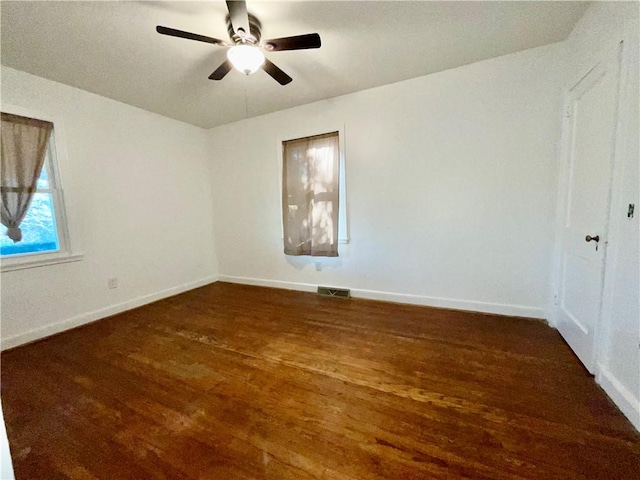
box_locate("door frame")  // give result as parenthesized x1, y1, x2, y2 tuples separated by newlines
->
(548, 40, 625, 374)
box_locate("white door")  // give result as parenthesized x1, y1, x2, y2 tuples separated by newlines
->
(556, 49, 621, 374)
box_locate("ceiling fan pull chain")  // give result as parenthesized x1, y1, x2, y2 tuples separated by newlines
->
(244, 75, 249, 119)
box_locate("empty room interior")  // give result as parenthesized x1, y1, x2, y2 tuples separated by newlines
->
(1, 0, 639, 478)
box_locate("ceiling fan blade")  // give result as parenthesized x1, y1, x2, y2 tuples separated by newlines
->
(209, 60, 233, 80)
(156, 26, 226, 46)
(262, 59, 292, 85)
(263, 33, 321, 51)
(226, 0, 251, 37)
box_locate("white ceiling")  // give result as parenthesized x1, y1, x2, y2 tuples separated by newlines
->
(1, 1, 589, 128)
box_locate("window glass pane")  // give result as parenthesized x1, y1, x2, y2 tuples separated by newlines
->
(1, 193, 60, 256)
(36, 160, 49, 189)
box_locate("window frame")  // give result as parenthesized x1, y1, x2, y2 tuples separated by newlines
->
(277, 124, 349, 245)
(1, 105, 82, 272)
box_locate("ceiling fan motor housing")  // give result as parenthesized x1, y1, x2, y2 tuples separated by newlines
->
(226, 13, 262, 44)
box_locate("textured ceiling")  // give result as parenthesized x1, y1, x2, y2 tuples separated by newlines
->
(1, 1, 590, 128)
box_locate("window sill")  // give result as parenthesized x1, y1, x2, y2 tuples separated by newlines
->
(1, 252, 84, 272)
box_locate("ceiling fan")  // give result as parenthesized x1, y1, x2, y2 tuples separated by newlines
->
(156, 0, 321, 85)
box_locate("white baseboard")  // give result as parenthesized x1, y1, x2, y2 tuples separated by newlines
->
(217, 275, 546, 319)
(218, 275, 318, 293)
(596, 363, 640, 432)
(1, 276, 218, 351)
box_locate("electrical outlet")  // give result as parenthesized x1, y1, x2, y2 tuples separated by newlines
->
(315, 261, 322, 271)
(108, 278, 118, 289)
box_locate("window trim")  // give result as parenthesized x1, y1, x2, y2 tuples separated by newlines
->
(277, 123, 349, 245)
(1, 104, 82, 272)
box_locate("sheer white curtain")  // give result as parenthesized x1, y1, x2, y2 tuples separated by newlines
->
(1, 113, 53, 242)
(282, 132, 340, 257)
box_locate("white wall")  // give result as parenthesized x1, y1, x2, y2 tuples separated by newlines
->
(565, 1, 640, 430)
(207, 43, 566, 318)
(0, 67, 218, 349)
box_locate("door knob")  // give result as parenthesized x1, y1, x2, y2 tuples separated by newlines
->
(585, 235, 600, 243)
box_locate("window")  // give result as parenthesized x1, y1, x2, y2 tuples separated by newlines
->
(282, 131, 342, 257)
(1, 110, 77, 270)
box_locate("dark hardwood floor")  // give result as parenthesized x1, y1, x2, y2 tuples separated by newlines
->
(2, 282, 639, 479)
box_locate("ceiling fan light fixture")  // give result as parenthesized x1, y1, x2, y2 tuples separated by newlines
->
(227, 45, 265, 75)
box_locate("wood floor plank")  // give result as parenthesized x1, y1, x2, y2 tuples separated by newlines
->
(2, 282, 639, 479)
